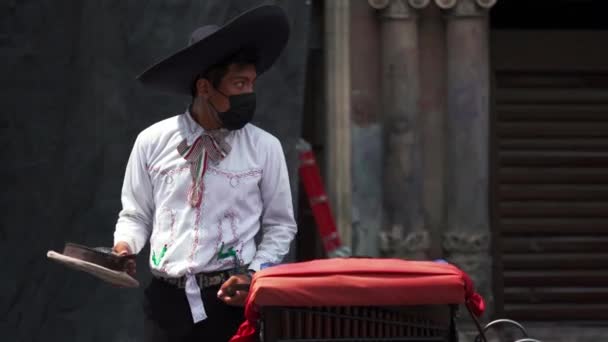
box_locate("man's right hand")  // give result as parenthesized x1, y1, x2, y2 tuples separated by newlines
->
(113, 242, 136, 276)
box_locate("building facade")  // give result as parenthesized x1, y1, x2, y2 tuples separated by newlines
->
(298, 0, 608, 340)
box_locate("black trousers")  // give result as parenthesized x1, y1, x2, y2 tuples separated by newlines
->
(143, 278, 245, 342)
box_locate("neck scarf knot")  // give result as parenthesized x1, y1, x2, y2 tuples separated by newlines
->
(177, 130, 231, 207)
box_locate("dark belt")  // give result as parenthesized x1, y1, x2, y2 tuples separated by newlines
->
(157, 266, 249, 289)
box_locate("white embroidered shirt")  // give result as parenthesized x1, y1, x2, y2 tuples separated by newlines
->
(113, 111, 297, 278)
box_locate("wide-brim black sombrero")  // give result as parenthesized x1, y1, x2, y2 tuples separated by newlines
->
(136, 5, 290, 95)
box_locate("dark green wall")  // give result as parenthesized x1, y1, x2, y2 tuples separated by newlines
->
(1, 1, 310, 341)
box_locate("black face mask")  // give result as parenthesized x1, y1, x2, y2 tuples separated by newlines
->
(209, 91, 256, 131)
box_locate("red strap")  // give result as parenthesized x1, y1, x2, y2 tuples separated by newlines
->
(459, 267, 486, 317)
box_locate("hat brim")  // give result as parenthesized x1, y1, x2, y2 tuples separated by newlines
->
(47, 250, 139, 288)
(136, 5, 290, 95)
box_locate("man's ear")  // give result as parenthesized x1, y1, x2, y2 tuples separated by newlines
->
(196, 78, 211, 99)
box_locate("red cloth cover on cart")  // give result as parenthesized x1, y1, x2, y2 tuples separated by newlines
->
(230, 258, 485, 342)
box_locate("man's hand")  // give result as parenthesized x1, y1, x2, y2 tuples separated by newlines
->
(217, 274, 251, 307)
(112, 242, 136, 276)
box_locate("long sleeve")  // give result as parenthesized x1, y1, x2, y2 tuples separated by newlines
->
(114, 133, 154, 254)
(249, 137, 297, 271)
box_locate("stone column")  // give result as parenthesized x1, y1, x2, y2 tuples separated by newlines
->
(350, 0, 382, 257)
(436, 0, 497, 309)
(419, 2, 447, 260)
(370, 0, 431, 260)
(325, 0, 352, 251)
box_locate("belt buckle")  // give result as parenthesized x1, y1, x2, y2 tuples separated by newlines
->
(207, 274, 223, 287)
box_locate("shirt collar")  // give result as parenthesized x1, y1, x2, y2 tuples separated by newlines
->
(183, 108, 234, 146)
(184, 108, 205, 145)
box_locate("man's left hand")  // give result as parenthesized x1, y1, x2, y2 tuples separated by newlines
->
(218, 274, 250, 307)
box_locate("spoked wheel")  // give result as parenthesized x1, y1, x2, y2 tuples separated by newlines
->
(473, 318, 541, 342)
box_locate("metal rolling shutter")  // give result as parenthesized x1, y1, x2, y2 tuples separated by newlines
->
(494, 69, 608, 321)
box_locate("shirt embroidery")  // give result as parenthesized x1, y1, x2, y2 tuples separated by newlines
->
(207, 167, 262, 188)
(149, 165, 190, 187)
(150, 207, 176, 270)
(152, 245, 168, 266)
(213, 212, 242, 268)
(217, 242, 237, 260)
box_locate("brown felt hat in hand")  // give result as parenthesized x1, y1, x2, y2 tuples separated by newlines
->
(47, 243, 139, 288)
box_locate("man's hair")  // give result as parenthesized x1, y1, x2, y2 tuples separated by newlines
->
(191, 49, 258, 98)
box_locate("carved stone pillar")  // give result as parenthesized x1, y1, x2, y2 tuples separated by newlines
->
(419, 2, 446, 260)
(350, 0, 382, 257)
(437, 0, 497, 311)
(370, 0, 431, 260)
(325, 0, 352, 251)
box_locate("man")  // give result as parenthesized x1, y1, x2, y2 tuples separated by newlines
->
(111, 5, 296, 341)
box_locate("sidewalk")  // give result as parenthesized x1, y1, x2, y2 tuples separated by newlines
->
(458, 322, 608, 342)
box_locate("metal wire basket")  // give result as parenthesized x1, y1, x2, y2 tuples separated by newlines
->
(260, 304, 457, 342)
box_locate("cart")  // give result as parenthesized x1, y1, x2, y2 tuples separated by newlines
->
(230, 258, 541, 342)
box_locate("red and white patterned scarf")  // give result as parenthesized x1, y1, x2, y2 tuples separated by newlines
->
(177, 130, 231, 207)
